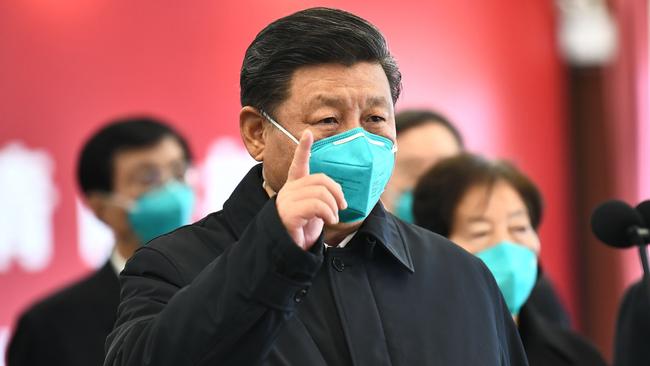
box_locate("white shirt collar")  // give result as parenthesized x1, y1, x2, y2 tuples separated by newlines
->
(262, 180, 276, 197)
(325, 231, 356, 249)
(110, 249, 127, 276)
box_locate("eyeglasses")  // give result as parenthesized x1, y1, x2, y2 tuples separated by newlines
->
(126, 162, 189, 190)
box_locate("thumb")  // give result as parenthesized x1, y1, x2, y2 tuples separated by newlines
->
(287, 129, 313, 181)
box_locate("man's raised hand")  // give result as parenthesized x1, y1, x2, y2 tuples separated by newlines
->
(276, 130, 347, 250)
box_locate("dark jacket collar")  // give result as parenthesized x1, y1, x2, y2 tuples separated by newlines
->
(222, 164, 414, 272)
(222, 164, 269, 236)
(356, 200, 415, 272)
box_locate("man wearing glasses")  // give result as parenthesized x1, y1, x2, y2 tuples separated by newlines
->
(8, 117, 194, 366)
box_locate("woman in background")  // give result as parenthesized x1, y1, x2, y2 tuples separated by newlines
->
(412, 153, 607, 366)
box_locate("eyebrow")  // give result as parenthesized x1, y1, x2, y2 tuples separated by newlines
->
(465, 209, 527, 224)
(307, 95, 391, 110)
(130, 162, 158, 172)
(466, 217, 490, 224)
(508, 209, 527, 219)
(126, 163, 158, 181)
(366, 96, 391, 108)
(128, 160, 186, 175)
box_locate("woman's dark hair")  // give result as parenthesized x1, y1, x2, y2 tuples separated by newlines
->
(412, 153, 543, 237)
(395, 109, 464, 148)
(77, 116, 192, 196)
(240, 7, 402, 115)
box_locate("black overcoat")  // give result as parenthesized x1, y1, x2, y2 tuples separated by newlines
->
(105, 164, 528, 366)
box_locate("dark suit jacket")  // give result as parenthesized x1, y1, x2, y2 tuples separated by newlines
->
(528, 269, 572, 329)
(614, 278, 650, 366)
(8, 261, 120, 366)
(519, 302, 607, 366)
(104, 164, 528, 366)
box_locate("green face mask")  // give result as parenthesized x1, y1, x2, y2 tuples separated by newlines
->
(128, 181, 195, 244)
(475, 241, 538, 316)
(394, 189, 414, 223)
(262, 111, 396, 223)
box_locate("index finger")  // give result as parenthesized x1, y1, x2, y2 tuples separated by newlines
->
(287, 129, 313, 181)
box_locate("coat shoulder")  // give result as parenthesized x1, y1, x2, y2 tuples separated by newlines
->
(16, 264, 117, 328)
(521, 304, 607, 366)
(133, 210, 235, 284)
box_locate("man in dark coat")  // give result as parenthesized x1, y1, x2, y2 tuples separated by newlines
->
(8, 118, 193, 366)
(614, 278, 650, 366)
(104, 8, 529, 366)
(8, 261, 120, 366)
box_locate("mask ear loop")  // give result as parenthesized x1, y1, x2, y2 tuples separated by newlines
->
(259, 109, 300, 145)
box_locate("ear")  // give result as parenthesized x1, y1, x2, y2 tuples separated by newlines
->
(85, 192, 109, 223)
(240, 106, 268, 162)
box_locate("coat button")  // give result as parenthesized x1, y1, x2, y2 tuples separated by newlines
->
(332, 257, 345, 272)
(366, 236, 377, 245)
(294, 287, 309, 303)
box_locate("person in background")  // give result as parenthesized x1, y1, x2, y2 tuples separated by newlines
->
(382, 109, 463, 223)
(613, 278, 650, 366)
(386, 109, 570, 328)
(7, 117, 195, 366)
(412, 153, 607, 366)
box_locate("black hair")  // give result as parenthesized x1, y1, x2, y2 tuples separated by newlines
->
(412, 153, 543, 237)
(395, 109, 464, 148)
(76, 116, 192, 196)
(240, 7, 402, 115)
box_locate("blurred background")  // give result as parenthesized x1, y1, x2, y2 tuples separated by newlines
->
(0, 0, 647, 364)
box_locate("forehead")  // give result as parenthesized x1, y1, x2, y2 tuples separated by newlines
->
(285, 62, 393, 108)
(455, 180, 528, 221)
(397, 123, 461, 158)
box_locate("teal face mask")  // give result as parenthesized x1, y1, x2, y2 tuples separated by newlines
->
(475, 241, 538, 316)
(262, 111, 396, 223)
(128, 181, 195, 244)
(394, 189, 414, 223)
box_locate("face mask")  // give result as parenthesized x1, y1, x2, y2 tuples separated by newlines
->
(262, 111, 396, 223)
(127, 181, 195, 244)
(394, 189, 414, 223)
(475, 241, 538, 316)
